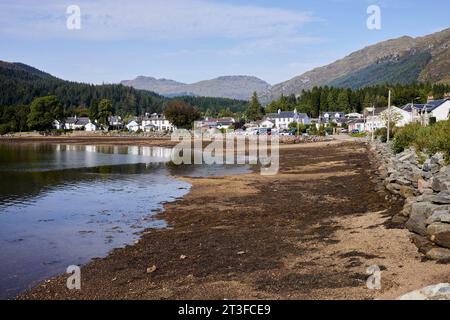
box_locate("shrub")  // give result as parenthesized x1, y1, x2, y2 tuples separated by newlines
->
(324, 127, 334, 135)
(351, 132, 367, 138)
(0, 123, 13, 135)
(392, 120, 450, 162)
(392, 123, 422, 153)
(374, 127, 395, 143)
(416, 120, 450, 161)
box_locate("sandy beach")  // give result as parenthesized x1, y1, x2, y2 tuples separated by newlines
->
(11, 138, 450, 300)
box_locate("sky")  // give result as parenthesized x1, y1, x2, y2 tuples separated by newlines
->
(0, 0, 449, 85)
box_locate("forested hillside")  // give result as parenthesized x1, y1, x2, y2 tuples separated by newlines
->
(265, 82, 450, 117)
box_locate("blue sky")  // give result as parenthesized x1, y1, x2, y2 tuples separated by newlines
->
(0, 0, 448, 85)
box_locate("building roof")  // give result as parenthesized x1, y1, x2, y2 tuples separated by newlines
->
(127, 120, 140, 126)
(321, 111, 346, 118)
(402, 98, 449, 113)
(266, 111, 309, 119)
(347, 118, 365, 124)
(108, 116, 123, 123)
(65, 117, 90, 126)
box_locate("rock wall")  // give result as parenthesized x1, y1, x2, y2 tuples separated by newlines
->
(369, 141, 450, 262)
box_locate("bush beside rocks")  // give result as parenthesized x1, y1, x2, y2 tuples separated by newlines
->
(370, 141, 450, 262)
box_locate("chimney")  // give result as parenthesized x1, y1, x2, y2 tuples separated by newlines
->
(427, 96, 434, 103)
(278, 109, 281, 114)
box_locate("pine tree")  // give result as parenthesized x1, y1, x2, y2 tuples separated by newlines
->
(246, 92, 264, 121)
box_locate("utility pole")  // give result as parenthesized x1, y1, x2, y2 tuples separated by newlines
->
(371, 105, 375, 142)
(387, 89, 391, 142)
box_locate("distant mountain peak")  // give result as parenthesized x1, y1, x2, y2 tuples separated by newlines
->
(121, 75, 271, 100)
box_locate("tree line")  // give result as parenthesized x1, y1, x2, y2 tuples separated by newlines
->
(264, 82, 450, 118)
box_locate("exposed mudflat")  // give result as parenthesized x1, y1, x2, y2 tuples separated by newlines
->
(17, 140, 450, 300)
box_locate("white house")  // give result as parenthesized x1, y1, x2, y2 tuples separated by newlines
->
(320, 112, 346, 125)
(59, 116, 90, 130)
(259, 119, 275, 128)
(195, 117, 235, 131)
(265, 109, 311, 130)
(347, 119, 365, 132)
(142, 113, 175, 131)
(108, 116, 124, 130)
(346, 113, 364, 119)
(85, 121, 98, 132)
(365, 106, 412, 132)
(402, 98, 450, 124)
(126, 120, 141, 132)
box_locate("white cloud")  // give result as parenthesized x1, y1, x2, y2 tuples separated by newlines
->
(0, 0, 320, 40)
(225, 36, 326, 56)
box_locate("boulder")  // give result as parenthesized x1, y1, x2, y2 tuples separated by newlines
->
(411, 202, 440, 218)
(423, 159, 440, 174)
(427, 211, 450, 224)
(430, 192, 450, 205)
(410, 234, 434, 254)
(398, 151, 416, 163)
(431, 152, 445, 166)
(396, 177, 412, 186)
(422, 171, 433, 180)
(399, 186, 415, 198)
(386, 183, 402, 194)
(418, 178, 431, 194)
(432, 176, 450, 193)
(426, 248, 450, 262)
(427, 223, 450, 248)
(398, 283, 450, 300)
(406, 211, 429, 236)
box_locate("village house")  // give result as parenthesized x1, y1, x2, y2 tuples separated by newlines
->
(320, 111, 346, 126)
(346, 112, 364, 120)
(265, 109, 310, 130)
(141, 113, 175, 132)
(365, 106, 412, 132)
(347, 118, 365, 133)
(126, 120, 141, 132)
(53, 116, 92, 130)
(84, 122, 98, 132)
(402, 98, 450, 125)
(108, 116, 124, 130)
(195, 117, 236, 131)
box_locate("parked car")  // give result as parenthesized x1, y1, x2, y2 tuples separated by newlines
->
(340, 128, 349, 133)
(256, 128, 272, 135)
(351, 129, 360, 134)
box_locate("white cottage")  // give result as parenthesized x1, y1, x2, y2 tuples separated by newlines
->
(365, 106, 412, 132)
(142, 113, 175, 131)
(402, 98, 450, 124)
(126, 120, 141, 132)
(85, 122, 98, 132)
(265, 109, 310, 130)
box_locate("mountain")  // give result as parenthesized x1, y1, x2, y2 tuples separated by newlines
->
(263, 28, 450, 101)
(0, 61, 56, 81)
(0, 61, 248, 116)
(121, 75, 271, 100)
(0, 60, 168, 115)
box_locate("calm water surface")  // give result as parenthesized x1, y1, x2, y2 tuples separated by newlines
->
(0, 143, 250, 299)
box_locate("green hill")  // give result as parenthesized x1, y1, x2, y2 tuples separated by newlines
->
(0, 61, 248, 117)
(327, 51, 432, 89)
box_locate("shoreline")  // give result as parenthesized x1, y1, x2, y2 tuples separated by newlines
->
(14, 139, 450, 300)
(0, 135, 178, 148)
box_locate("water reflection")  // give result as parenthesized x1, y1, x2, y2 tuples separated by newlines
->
(0, 143, 251, 299)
